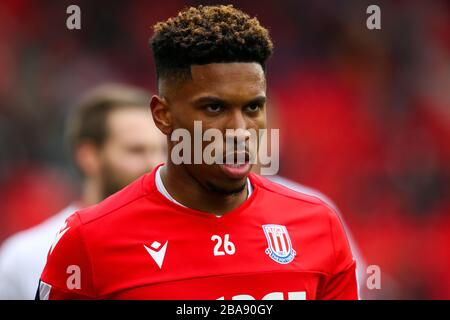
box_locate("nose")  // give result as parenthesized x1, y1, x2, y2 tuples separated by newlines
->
(224, 110, 251, 141)
(224, 111, 251, 159)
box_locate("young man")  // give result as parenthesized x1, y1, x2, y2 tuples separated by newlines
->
(0, 84, 165, 299)
(38, 5, 358, 300)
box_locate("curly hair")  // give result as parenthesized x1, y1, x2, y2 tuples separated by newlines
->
(150, 5, 273, 80)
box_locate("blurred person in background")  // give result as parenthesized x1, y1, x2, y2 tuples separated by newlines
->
(0, 84, 166, 299)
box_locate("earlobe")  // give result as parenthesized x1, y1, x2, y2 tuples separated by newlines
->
(150, 95, 172, 135)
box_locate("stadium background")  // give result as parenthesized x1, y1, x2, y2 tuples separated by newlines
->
(0, 0, 448, 299)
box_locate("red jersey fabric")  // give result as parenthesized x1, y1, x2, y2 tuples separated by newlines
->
(39, 165, 358, 300)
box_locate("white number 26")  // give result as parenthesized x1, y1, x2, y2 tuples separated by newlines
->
(211, 234, 235, 256)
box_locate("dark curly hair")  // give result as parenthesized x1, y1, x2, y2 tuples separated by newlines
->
(150, 4, 273, 81)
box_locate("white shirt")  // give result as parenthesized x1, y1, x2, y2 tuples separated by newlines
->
(0, 204, 79, 300)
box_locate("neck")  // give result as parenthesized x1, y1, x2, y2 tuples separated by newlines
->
(160, 162, 249, 216)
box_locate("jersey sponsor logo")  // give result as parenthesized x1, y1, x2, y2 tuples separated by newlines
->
(144, 241, 168, 269)
(262, 224, 296, 264)
(217, 291, 306, 300)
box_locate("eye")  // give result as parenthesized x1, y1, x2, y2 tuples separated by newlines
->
(126, 145, 146, 155)
(205, 104, 223, 113)
(245, 103, 262, 113)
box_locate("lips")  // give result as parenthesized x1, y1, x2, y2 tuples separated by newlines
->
(223, 151, 250, 163)
(220, 162, 251, 179)
(220, 152, 251, 179)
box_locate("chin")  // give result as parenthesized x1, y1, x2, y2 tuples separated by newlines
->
(205, 179, 247, 195)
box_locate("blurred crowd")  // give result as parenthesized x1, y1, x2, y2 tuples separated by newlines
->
(0, 0, 449, 299)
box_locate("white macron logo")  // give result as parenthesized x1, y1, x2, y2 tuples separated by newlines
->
(144, 241, 168, 269)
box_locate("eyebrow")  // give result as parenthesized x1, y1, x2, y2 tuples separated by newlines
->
(245, 96, 266, 106)
(192, 95, 266, 106)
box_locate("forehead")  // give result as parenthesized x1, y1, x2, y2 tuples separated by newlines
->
(191, 62, 265, 83)
(106, 107, 161, 143)
(167, 62, 266, 102)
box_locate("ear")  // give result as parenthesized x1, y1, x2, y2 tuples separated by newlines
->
(150, 95, 172, 135)
(75, 141, 101, 177)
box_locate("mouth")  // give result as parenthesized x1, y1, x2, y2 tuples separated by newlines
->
(219, 152, 252, 179)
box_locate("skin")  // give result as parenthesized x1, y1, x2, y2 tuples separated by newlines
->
(150, 62, 267, 215)
(76, 106, 166, 205)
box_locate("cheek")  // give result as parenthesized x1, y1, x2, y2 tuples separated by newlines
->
(149, 148, 166, 163)
(253, 113, 267, 129)
(102, 147, 148, 177)
(172, 105, 198, 128)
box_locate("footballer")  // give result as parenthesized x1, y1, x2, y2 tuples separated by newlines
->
(37, 5, 358, 300)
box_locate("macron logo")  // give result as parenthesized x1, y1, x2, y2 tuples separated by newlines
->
(144, 241, 168, 269)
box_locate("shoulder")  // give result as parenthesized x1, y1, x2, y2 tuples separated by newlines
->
(251, 174, 354, 271)
(75, 172, 156, 226)
(251, 173, 335, 209)
(264, 175, 339, 210)
(250, 173, 346, 231)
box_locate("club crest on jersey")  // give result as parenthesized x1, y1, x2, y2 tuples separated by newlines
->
(262, 224, 296, 264)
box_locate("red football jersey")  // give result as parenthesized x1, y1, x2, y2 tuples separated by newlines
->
(38, 165, 358, 300)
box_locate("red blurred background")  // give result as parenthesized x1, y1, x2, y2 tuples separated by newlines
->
(0, 0, 448, 299)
